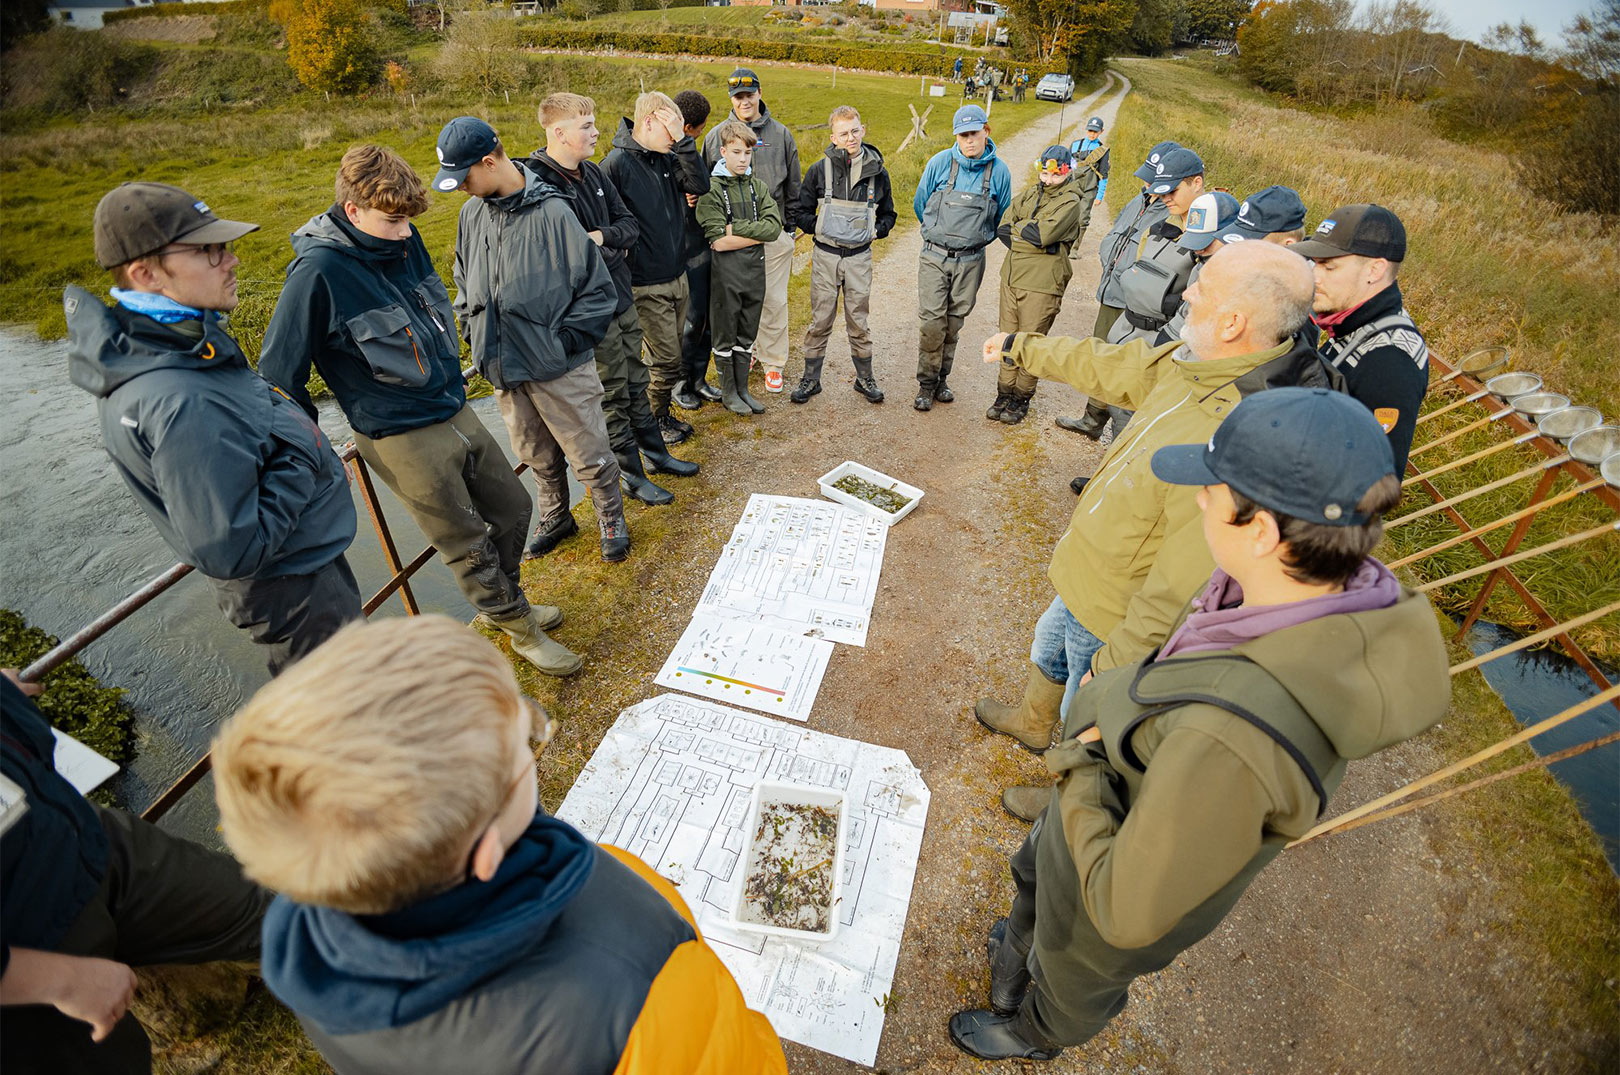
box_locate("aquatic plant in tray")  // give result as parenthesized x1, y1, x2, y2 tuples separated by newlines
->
(732, 782, 847, 942)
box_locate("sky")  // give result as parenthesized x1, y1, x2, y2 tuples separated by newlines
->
(1404, 0, 1591, 46)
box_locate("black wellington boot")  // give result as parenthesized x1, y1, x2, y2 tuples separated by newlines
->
(615, 445, 675, 506)
(634, 420, 699, 477)
(948, 1004, 1063, 1062)
(735, 351, 765, 414)
(986, 918, 1031, 1015)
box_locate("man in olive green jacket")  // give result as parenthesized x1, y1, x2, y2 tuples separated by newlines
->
(949, 387, 1451, 1060)
(988, 146, 1084, 425)
(974, 243, 1337, 793)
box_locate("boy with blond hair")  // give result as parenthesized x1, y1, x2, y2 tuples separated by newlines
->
(260, 144, 582, 677)
(787, 104, 896, 404)
(695, 119, 783, 415)
(602, 91, 711, 444)
(212, 615, 789, 1075)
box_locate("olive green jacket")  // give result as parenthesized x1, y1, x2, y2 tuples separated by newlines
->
(1011, 331, 1308, 673)
(1032, 584, 1448, 957)
(999, 176, 1084, 296)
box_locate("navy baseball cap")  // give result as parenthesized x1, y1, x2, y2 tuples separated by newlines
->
(1291, 203, 1406, 262)
(727, 68, 761, 96)
(1179, 190, 1240, 252)
(1150, 387, 1396, 526)
(1086, 116, 1104, 132)
(433, 116, 500, 193)
(1133, 141, 1183, 183)
(1039, 144, 1074, 175)
(953, 104, 989, 134)
(1215, 185, 1308, 243)
(1146, 147, 1204, 195)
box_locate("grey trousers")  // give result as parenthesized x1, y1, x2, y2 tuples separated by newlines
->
(0, 808, 270, 1075)
(494, 362, 623, 528)
(632, 277, 690, 414)
(208, 555, 361, 676)
(801, 246, 874, 369)
(594, 304, 655, 452)
(353, 404, 532, 621)
(916, 248, 988, 390)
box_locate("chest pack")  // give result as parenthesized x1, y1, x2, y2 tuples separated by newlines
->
(1324, 311, 1429, 373)
(1116, 224, 1196, 331)
(922, 155, 999, 253)
(814, 156, 878, 250)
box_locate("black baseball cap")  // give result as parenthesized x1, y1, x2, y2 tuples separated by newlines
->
(1215, 185, 1308, 243)
(93, 183, 258, 269)
(1150, 387, 1395, 526)
(1291, 203, 1406, 262)
(1133, 141, 1183, 183)
(727, 68, 762, 96)
(433, 116, 500, 193)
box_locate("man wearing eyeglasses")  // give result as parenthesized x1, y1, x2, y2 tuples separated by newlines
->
(64, 182, 361, 676)
(702, 69, 801, 395)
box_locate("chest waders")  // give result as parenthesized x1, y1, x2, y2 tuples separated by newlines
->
(804, 158, 880, 395)
(710, 178, 768, 416)
(814, 157, 877, 250)
(916, 157, 1000, 397)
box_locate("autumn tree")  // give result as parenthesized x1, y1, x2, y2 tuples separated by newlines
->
(284, 0, 379, 94)
(1005, 0, 1135, 74)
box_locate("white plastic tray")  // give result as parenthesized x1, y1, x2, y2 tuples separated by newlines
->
(817, 460, 924, 527)
(731, 781, 847, 943)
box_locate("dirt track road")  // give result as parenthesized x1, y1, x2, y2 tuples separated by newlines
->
(603, 71, 1595, 1074)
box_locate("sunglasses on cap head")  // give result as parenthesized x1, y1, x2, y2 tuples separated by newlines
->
(1039, 159, 1071, 176)
(727, 76, 759, 90)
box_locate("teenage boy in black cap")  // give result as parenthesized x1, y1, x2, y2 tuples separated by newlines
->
(259, 145, 582, 679)
(1065, 116, 1110, 237)
(703, 68, 800, 395)
(1292, 202, 1428, 473)
(434, 116, 627, 572)
(528, 92, 700, 509)
(949, 386, 1449, 1061)
(65, 182, 360, 675)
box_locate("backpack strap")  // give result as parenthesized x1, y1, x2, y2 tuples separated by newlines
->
(823, 156, 834, 206)
(1330, 311, 1428, 372)
(1119, 652, 1340, 818)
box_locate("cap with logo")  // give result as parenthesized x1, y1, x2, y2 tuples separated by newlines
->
(952, 104, 989, 135)
(1290, 203, 1406, 262)
(1214, 185, 1308, 244)
(1179, 190, 1240, 252)
(1150, 387, 1396, 526)
(726, 68, 762, 96)
(1146, 146, 1204, 195)
(93, 183, 259, 270)
(1086, 116, 1104, 132)
(1039, 144, 1074, 176)
(432, 116, 500, 194)
(1133, 141, 1183, 183)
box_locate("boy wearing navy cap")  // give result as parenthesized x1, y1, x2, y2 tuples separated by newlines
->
(950, 386, 1450, 1061)
(1064, 116, 1110, 237)
(1214, 184, 1309, 246)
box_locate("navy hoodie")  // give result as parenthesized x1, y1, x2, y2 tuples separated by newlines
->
(259, 209, 465, 440)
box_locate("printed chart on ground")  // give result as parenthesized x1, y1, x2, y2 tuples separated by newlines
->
(557, 694, 930, 1066)
(694, 495, 888, 647)
(654, 614, 834, 722)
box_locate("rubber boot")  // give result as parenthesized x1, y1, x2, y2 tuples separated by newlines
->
(634, 421, 699, 477)
(974, 664, 1065, 752)
(691, 351, 722, 402)
(948, 1004, 1063, 1062)
(715, 350, 752, 415)
(671, 378, 703, 411)
(487, 608, 582, 677)
(615, 445, 674, 506)
(987, 918, 1032, 1016)
(986, 393, 1011, 421)
(999, 392, 1031, 425)
(735, 350, 765, 414)
(1001, 785, 1051, 823)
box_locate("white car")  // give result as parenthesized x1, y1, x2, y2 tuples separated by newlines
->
(1035, 73, 1074, 102)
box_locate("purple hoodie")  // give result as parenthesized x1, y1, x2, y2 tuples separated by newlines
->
(1158, 558, 1402, 661)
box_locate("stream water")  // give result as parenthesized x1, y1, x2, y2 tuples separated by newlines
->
(0, 326, 557, 847)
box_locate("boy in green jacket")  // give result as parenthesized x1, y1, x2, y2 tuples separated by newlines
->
(988, 145, 1084, 425)
(695, 119, 784, 416)
(950, 387, 1450, 1061)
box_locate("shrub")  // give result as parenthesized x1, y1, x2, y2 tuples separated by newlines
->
(284, 0, 379, 94)
(434, 7, 524, 95)
(0, 27, 157, 115)
(0, 609, 137, 767)
(104, 0, 269, 24)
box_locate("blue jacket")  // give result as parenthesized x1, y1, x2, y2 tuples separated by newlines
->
(1066, 136, 1110, 201)
(65, 288, 357, 580)
(0, 680, 108, 975)
(912, 139, 1013, 223)
(259, 209, 465, 440)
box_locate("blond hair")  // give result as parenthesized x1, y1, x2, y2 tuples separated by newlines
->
(634, 90, 678, 124)
(212, 616, 524, 914)
(539, 91, 596, 129)
(335, 145, 430, 217)
(713, 118, 757, 148)
(828, 105, 860, 126)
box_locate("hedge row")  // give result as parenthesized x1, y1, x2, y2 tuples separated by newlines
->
(515, 26, 1063, 79)
(103, 0, 270, 25)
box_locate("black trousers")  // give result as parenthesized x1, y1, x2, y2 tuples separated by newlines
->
(0, 809, 271, 1075)
(679, 254, 713, 386)
(208, 554, 362, 676)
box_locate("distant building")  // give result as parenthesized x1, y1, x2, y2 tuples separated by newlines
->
(48, 0, 152, 30)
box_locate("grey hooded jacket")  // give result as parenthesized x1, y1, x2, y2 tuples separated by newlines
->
(451, 162, 618, 390)
(702, 101, 801, 224)
(64, 287, 356, 581)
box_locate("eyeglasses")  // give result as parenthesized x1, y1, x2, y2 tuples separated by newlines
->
(156, 242, 233, 268)
(460, 697, 553, 883)
(833, 126, 864, 141)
